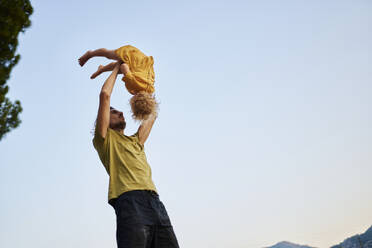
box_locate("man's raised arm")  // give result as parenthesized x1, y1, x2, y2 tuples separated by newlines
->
(95, 62, 121, 139)
(138, 113, 157, 145)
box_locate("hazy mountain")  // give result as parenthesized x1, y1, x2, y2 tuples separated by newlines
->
(264, 225, 372, 248)
(330, 225, 372, 248)
(264, 241, 317, 248)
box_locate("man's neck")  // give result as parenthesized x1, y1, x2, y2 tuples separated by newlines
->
(112, 128, 124, 135)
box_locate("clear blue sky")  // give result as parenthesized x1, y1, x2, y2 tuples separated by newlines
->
(1, 0, 371, 247)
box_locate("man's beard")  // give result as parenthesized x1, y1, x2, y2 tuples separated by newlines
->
(111, 120, 126, 130)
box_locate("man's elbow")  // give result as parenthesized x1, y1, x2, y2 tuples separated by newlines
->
(99, 91, 111, 100)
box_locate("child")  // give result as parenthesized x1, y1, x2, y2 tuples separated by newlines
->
(79, 45, 157, 121)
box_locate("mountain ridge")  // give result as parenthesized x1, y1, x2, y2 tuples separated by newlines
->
(264, 225, 372, 248)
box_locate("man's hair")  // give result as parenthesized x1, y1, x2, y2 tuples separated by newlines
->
(91, 119, 97, 136)
(91, 106, 112, 136)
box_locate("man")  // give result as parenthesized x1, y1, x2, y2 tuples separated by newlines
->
(92, 62, 180, 248)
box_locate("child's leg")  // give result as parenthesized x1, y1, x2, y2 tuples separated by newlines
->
(119, 63, 130, 75)
(90, 62, 123, 79)
(79, 48, 121, 66)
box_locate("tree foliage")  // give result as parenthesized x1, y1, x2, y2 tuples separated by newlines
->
(0, 0, 33, 141)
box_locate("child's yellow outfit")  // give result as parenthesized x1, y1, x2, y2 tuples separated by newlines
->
(115, 45, 155, 95)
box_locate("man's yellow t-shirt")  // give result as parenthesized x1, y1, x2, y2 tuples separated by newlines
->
(92, 127, 158, 207)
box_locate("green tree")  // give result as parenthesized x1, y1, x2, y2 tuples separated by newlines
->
(0, 0, 33, 141)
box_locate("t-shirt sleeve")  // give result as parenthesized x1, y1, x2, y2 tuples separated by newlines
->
(130, 131, 144, 150)
(92, 127, 111, 172)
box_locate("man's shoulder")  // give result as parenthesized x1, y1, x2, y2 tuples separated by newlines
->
(92, 127, 115, 148)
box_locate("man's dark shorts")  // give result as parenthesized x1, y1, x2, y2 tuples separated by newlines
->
(112, 190, 180, 248)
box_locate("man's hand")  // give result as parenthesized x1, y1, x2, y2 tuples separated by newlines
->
(100, 62, 121, 94)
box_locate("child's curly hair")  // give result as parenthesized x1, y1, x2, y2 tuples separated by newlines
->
(130, 91, 159, 121)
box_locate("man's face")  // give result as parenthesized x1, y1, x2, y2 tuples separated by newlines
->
(109, 108, 126, 130)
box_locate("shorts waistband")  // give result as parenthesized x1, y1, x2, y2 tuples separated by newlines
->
(143, 189, 159, 197)
(119, 189, 159, 199)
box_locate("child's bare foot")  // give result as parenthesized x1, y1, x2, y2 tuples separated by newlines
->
(78, 51, 92, 66)
(90, 65, 104, 79)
